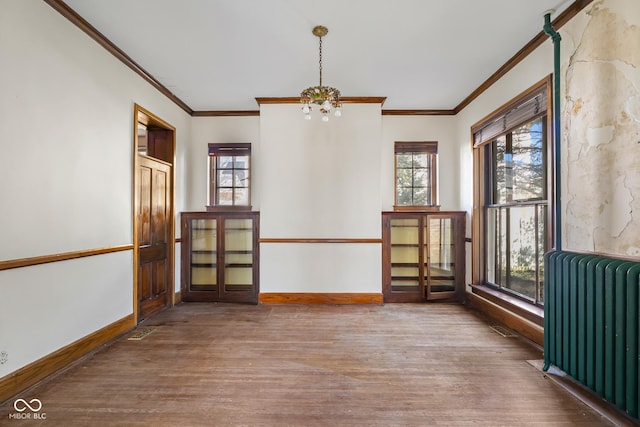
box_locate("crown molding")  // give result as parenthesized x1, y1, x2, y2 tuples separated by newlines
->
(192, 110, 260, 117)
(255, 97, 387, 105)
(382, 110, 455, 116)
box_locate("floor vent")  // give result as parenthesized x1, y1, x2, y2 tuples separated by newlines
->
(127, 328, 155, 341)
(490, 325, 517, 338)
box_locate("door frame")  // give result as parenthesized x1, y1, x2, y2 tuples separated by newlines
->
(133, 104, 176, 323)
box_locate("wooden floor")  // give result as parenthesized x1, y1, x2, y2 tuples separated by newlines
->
(1, 303, 614, 426)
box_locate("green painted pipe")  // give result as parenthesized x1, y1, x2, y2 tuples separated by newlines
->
(543, 12, 562, 251)
(542, 11, 563, 373)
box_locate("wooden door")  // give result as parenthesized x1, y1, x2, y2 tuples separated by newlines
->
(138, 155, 172, 320)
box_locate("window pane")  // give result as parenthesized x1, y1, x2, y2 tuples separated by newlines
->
(396, 187, 413, 205)
(234, 188, 249, 205)
(218, 156, 234, 169)
(218, 188, 233, 205)
(211, 151, 251, 207)
(412, 153, 429, 168)
(218, 170, 233, 187)
(506, 206, 537, 300)
(412, 188, 430, 205)
(395, 148, 435, 207)
(493, 118, 545, 204)
(511, 118, 545, 201)
(396, 168, 413, 187)
(234, 170, 248, 188)
(486, 208, 497, 284)
(493, 137, 507, 204)
(413, 168, 430, 188)
(396, 154, 413, 168)
(497, 207, 507, 286)
(537, 204, 547, 303)
(234, 155, 249, 168)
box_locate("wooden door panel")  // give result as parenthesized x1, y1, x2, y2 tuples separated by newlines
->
(153, 259, 168, 295)
(139, 263, 152, 301)
(147, 129, 173, 164)
(138, 156, 172, 320)
(139, 167, 152, 244)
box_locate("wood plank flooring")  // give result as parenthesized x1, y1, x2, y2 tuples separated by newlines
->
(1, 303, 614, 426)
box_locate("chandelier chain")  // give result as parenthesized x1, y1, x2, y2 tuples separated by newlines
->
(318, 36, 323, 87)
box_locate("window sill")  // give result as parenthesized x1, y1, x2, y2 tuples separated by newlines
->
(206, 205, 253, 212)
(470, 284, 543, 326)
(393, 205, 440, 212)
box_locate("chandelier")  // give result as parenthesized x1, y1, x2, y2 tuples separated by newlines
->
(300, 25, 342, 121)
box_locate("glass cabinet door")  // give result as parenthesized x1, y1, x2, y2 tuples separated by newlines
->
(389, 218, 422, 297)
(425, 216, 456, 300)
(190, 219, 217, 291)
(182, 212, 259, 304)
(223, 218, 254, 294)
(383, 211, 464, 303)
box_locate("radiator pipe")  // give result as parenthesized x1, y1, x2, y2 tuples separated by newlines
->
(544, 10, 562, 252)
(543, 11, 562, 372)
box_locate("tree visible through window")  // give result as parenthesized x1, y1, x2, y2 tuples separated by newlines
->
(487, 118, 547, 303)
(395, 141, 437, 209)
(472, 81, 550, 306)
(208, 143, 251, 209)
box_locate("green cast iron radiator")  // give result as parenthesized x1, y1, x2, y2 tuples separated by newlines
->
(543, 251, 640, 419)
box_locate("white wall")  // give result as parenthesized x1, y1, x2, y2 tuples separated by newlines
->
(188, 117, 260, 211)
(258, 103, 382, 293)
(0, 0, 190, 376)
(0, 253, 132, 375)
(452, 16, 555, 289)
(455, 43, 554, 214)
(381, 115, 459, 211)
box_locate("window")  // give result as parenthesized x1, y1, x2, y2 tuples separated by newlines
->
(208, 143, 251, 210)
(472, 79, 551, 306)
(394, 141, 438, 209)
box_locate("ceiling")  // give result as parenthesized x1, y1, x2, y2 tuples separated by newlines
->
(59, 0, 572, 112)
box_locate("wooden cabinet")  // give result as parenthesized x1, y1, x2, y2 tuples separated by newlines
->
(382, 211, 465, 303)
(181, 211, 259, 303)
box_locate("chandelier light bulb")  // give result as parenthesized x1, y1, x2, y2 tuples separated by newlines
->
(334, 108, 342, 117)
(322, 114, 329, 122)
(322, 100, 332, 110)
(302, 104, 310, 114)
(305, 113, 312, 120)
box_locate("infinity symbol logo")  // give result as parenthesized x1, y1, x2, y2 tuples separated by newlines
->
(13, 398, 42, 412)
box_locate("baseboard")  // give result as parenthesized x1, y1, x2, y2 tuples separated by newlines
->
(0, 314, 135, 404)
(466, 292, 543, 346)
(259, 293, 383, 305)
